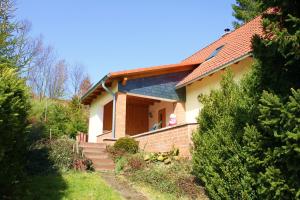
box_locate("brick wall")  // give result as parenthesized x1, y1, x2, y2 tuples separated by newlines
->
(102, 123, 198, 157)
(132, 123, 198, 157)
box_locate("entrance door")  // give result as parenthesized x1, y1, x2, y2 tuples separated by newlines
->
(158, 108, 166, 128)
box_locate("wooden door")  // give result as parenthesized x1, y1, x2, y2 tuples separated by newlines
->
(126, 104, 149, 135)
(158, 108, 166, 128)
(103, 101, 113, 131)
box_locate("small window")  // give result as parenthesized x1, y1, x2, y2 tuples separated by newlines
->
(205, 45, 224, 61)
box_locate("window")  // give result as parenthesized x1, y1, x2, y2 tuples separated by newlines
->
(205, 45, 224, 61)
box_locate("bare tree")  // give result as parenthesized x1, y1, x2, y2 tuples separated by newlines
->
(79, 75, 92, 97)
(48, 59, 68, 99)
(70, 63, 85, 97)
(26, 37, 56, 100)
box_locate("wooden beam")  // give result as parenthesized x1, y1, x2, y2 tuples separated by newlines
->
(126, 95, 160, 105)
(126, 92, 177, 102)
(122, 77, 128, 86)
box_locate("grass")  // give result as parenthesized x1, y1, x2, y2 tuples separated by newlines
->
(17, 171, 122, 200)
(131, 182, 189, 200)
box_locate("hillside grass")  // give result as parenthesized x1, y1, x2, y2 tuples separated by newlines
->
(16, 171, 122, 200)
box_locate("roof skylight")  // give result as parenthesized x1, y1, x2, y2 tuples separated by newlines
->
(205, 45, 224, 61)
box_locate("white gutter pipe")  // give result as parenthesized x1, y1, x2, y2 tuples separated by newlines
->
(101, 76, 116, 138)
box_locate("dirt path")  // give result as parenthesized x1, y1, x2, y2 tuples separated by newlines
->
(100, 172, 148, 200)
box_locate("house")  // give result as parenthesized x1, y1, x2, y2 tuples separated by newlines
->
(81, 16, 263, 157)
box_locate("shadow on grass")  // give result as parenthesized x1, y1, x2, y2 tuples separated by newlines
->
(14, 124, 67, 200)
(16, 174, 67, 200)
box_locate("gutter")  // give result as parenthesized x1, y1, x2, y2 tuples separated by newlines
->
(80, 74, 117, 139)
(101, 75, 116, 139)
(176, 53, 252, 89)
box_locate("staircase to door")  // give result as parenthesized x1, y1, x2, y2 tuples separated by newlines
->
(79, 143, 115, 171)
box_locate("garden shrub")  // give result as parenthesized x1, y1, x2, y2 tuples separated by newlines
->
(0, 64, 30, 196)
(29, 97, 88, 139)
(73, 158, 93, 171)
(115, 157, 128, 174)
(45, 103, 71, 138)
(113, 137, 139, 154)
(48, 136, 75, 171)
(127, 157, 204, 198)
(131, 166, 179, 194)
(26, 136, 94, 174)
(25, 139, 56, 175)
(242, 89, 300, 199)
(192, 71, 255, 199)
(127, 154, 145, 171)
(192, 70, 300, 199)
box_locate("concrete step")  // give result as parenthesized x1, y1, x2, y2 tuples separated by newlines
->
(94, 165, 115, 171)
(80, 142, 114, 171)
(85, 154, 109, 160)
(91, 158, 114, 165)
(79, 142, 106, 148)
(82, 147, 107, 153)
(84, 151, 107, 158)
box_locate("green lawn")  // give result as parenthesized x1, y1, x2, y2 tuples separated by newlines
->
(18, 171, 122, 200)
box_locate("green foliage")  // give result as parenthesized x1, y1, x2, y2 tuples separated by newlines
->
(0, 0, 34, 68)
(128, 159, 203, 198)
(48, 137, 75, 172)
(115, 157, 128, 174)
(232, 0, 263, 28)
(25, 137, 84, 174)
(113, 137, 139, 154)
(67, 97, 88, 138)
(251, 1, 300, 96)
(192, 71, 255, 199)
(0, 63, 30, 195)
(193, 70, 300, 199)
(46, 103, 70, 137)
(194, 1, 300, 199)
(29, 97, 88, 139)
(242, 89, 300, 199)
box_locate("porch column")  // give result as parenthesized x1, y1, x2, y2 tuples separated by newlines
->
(115, 92, 127, 138)
(174, 102, 186, 124)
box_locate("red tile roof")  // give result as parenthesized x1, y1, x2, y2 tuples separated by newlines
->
(108, 62, 200, 79)
(82, 16, 264, 104)
(176, 16, 263, 88)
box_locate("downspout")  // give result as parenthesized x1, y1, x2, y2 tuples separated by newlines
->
(101, 76, 116, 138)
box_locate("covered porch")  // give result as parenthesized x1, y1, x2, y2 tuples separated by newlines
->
(96, 92, 186, 142)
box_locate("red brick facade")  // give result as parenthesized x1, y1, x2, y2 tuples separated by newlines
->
(115, 92, 127, 138)
(103, 123, 198, 157)
(174, 102, 185, 124)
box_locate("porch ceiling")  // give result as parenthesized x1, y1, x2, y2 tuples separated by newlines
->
(126, 95, 160, 106)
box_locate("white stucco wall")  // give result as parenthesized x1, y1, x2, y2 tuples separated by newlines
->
(88, 81, 118, 143)
(185, 57, 253, 123)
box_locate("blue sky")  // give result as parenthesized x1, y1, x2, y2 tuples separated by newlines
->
(17, 0, 236, 84)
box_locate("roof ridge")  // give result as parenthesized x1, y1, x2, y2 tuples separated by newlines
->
(180, 15, 262, 63)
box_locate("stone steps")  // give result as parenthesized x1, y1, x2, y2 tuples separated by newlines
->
(80, 142, 115, 171)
